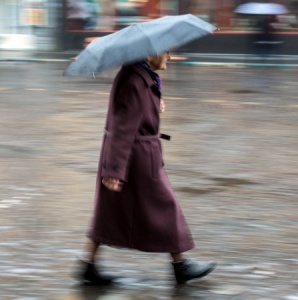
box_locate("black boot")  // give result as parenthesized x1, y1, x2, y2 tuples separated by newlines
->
(172, 259, 216, 284)
(73, 259, 113, 286)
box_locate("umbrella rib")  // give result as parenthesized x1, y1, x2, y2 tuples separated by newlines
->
(135, 24, 158, 56)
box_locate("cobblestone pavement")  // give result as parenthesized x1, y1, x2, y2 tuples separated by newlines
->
(0, 62, 297, 299)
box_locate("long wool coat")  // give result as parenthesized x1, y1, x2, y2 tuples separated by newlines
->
(87, 64, 194, 253)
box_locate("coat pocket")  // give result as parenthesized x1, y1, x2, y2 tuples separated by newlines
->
(150, 143, 162, 180)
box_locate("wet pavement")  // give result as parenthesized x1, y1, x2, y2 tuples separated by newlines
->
(0, 62, 297, 299)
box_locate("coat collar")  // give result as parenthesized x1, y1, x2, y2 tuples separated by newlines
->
(122, 63, 161, 98)
(126, 63, 156, 88)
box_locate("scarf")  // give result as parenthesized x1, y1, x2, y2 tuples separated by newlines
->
(139, 61, 162, 91)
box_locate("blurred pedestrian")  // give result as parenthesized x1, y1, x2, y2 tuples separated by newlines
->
(75, 52, 216, 285)
(254, 14, 280, 57)
(83, 0, 99, 30)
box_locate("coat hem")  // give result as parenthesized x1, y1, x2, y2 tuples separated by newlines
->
(87, 232, 195, 253)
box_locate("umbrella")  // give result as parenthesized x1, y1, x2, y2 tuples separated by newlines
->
(234, 2, 289, 15)
(63, 14, 216, 76)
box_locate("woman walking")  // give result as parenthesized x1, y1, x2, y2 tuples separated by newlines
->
(76, 52, 216, 285)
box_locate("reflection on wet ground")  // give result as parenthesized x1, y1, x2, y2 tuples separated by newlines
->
(0, 62, 298, 299)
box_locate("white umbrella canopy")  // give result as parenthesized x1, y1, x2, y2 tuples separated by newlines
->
(234, 2, 289, 15)
(63, 14, 216, 76)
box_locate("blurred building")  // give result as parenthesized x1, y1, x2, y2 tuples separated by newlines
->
(0, 0, 62, 51)
(63, 0, 298, 31)
(1, 0, 298, 53)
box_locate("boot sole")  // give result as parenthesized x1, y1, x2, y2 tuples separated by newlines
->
(176, 265, 216, 284)
(83, 279, 113, 286)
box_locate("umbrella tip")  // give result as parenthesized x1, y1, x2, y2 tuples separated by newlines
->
(211, 27, 220, 35)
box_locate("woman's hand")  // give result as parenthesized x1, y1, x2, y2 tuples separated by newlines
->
(160, 99, 165, 113)
(102, 177, 123, 192)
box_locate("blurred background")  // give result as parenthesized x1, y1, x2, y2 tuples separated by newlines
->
(0, 0, 298, 54)
(1, 1, 298, 300)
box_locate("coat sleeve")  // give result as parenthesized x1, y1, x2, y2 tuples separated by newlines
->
(100, 74, 144, 182)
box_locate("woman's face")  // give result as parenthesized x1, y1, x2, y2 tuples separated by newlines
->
(147, 52, 171, 71)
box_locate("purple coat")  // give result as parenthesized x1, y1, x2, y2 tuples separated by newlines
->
(87, 64, 194, 253)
